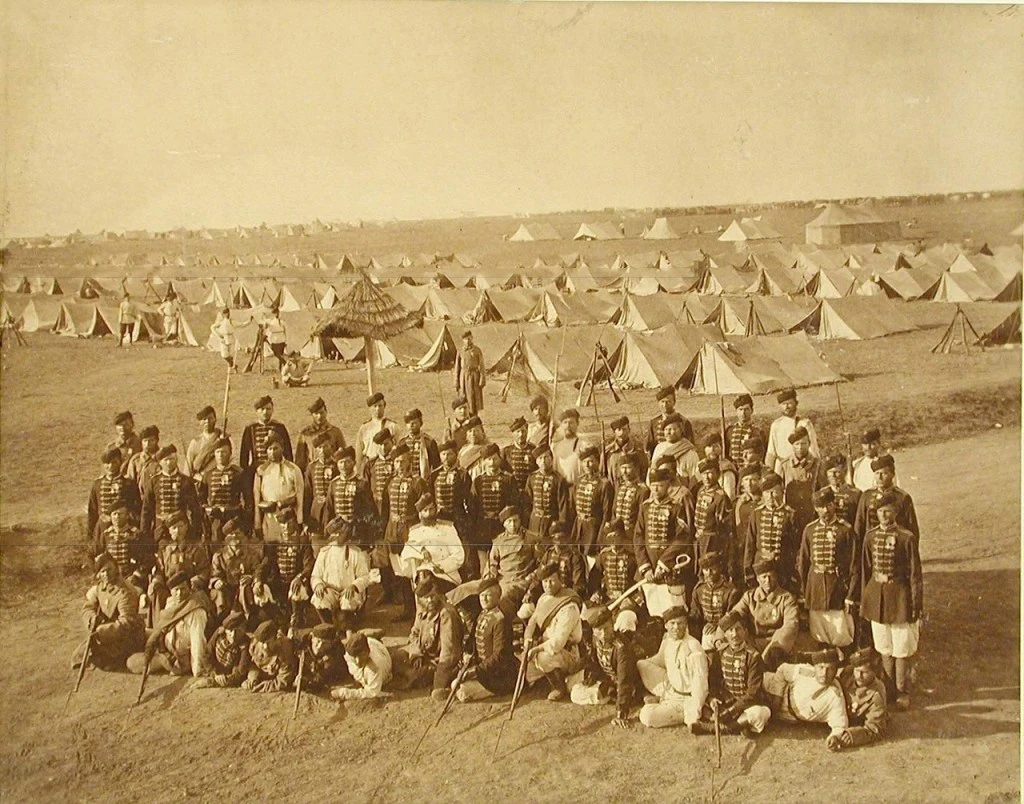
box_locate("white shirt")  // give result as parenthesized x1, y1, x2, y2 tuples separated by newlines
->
(551, 434, 582, 485)
(400, 521, 465, 586)
(163, 607, 208, 677)
(766, 663, 849, 736)
(340, 637, 393, 698)
(311, 544, 372, 593)
(656, 635, 709, 703)
(849, 454, 900, 492)
(254, 459, 305, 523)
(356, 417, 396, 470)
(765, 415, 819, 475)
(535, 596, 582, 656)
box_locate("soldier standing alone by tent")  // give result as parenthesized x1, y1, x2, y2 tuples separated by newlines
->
(454, 330, 486, 415)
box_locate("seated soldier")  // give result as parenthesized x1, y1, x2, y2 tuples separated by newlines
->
(400, 493, 466, 595)
(764, 649, 849, 749)
(637, 605, 709, 730)
(127, 571, 212, 677)
(521, 562, 583, 702)
(690, 550, 741, 652)
(729, 559, 800, 670)
(535, 521, 587, 600)
(148, 511, 210, 624)
(570, 606, 641, 728)
(454, 505, 535, 612)
(281, 350, 312, 388)
(588, 519, 641, 613)
(399, 576, 465, 702)
(300, 624, 350, 693)
(829, 647, 888, 752)
(263, 507, 315, 629)
(455, 577, 518, 702)
(78, 554, 146, 671)
(310, 517, 377, 630)
(696, 610, 771, 738)
(331, 631, 394, 701)
(193, 611, 251, 688)
(243, 620, 297, 692)
(209, 522, 258, 621)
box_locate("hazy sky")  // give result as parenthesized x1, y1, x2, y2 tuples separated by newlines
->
(2, 2, 1022, 236)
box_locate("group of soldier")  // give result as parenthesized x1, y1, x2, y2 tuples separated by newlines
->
(80, 379, 921, 750)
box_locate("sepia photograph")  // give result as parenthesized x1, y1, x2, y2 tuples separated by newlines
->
(0, 2, 1021, 801)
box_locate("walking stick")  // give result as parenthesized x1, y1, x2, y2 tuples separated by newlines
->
(492, 632, 533, 762)
(292, 649, 306, 720)
(62, 621, 98, 716)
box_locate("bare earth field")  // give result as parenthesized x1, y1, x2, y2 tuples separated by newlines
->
(0, 320, 1020, 801)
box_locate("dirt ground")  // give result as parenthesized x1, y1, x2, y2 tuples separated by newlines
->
(0, 327, 1020, 803)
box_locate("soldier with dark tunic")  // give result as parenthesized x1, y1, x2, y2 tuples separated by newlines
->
(325, 446, 376, 549)
(400, 575, 465, 701)
(730, 559, 800, 670)
(739, 436, 769, 476)
(381, 444, 430, 619)
(604, 415, 648, 489)
(243, 620, 297, 692)
(431, 440, 475, 577)
(96, 503, 148, 595)
(209, 522, 259, 621)
(200, 437, 247, 543)
(78, 554, 146, 671)
(107, 410, 143, 469)
(471, 443, 520, 571)
(454, 329, 486, 415)
(193, 611, 251, 688)
(853, 454, 920, 545)
(724, 394, 765, 466)
(780, 426, 827, 536)
(400, 408, 441, 480)
(732, 466, 762, 585)
(635, 468, 696, 618)
(798, 487, 859, 650)
(186, 406, 223, 481)
(293, 397, 345, 472)
(829, 648, 888, 751)
(365, 429, 396, 515)
(701, 434, 738, 500)
(141, 445, 203, 543)
(589, 519, 641, 612)
(689, 550, 741, 651)
(698, 610, 771, 738)
(125, 425, 161, 495)
(298, 624, 350, 693)
(459, 416, 494, 479)
(523, 444, 569, 546)
(501, 416, 535, 495)
(572, 606, 641, 726)
(455, 577, 518, 702)
(569, 445, 614, 556)
(444, 396, 473, 451)
(148, 512, 210, 619)
(240, 395, 293, 475)
(262, 508, 315, 626)
(536, 521, 587, 599)
(822, 454, 862, 527)
(645, 386, 694, 455)
(610, 453, 650, 544)
(743, 472, 800, 591)
(302, 433, 335, 530)
(485, 506, 538, 606)
(693, 457, 733, 569)
(88, 449, 141, 550)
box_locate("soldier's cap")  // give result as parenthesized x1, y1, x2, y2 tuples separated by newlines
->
(535, 562, 560, 581)
(196, 405, 216, 420)
(655, 386, 676, 401)
(94, 552, 118, 574)
(114, 411, 134, 426)
(697, 457, 720, 474)
(870, 454, 895, 472)
(579, 445, 601, 461)
(344, 631, 370, 656)
(741, 436, 764, 453)
(325, 517, 354, 541)
(861, 427, 881, 444)
(403, 408, 423, 423)
(415, 492, 436, 512)
(559, 408, 580, 423)
(498, 505, 520, 523)
(140, 425, 160, 440)
(531, 444, 552, 460)
(509, 416, 528, 432)
(464, 416, 483, 430)
(223, 612, 246, 631)
(477, 576, 501, 595)
(266, 432, 287, 450)
(311, 624, 336, 641)
(776, 388, 797, 404)
(583, 605, 612, 628)
(609, 416, 630, 430)
(335, 445, 356, 462)
(109, 502, 129, 515)
(813, 487, 836, 506)
(654, 454, 676, 468)
(276, 507, 297, 524)
(414, 575, 440, 598)
(733, 394, 754, 409)
(649, 468, 674, 483)
(752, 558, 777, 576)
(717, 611, 746, 633)
(872, 490, 899, 510)
(166, 511, 189, 529)
(823, 453, 846, 471)
(222, 520, 243, 539)
(759, 472, 783, 491)
(308, 397, 327, 414)
(848, 647, 878, 668)
(391, 443, 412, 460)
(811, 648, 841, 666)
(701, 550, 725, 570)
(788, 426, 810, 445)
(439, 440, 458, 454)
(366, 392, 385, 407)
(529, 394, 549, 410)
(617, 451, 639, 468)
(101, 448, 123, 464)
(602, 518, 625, 536)
(254, 395, 273, 410)
(312, 432, 333, 448)
(700, 433, 720, 450)
(253, 620, 278, 642)
(481, 443, 501, 460)
(167, 571, 190, 590)
(214, 437, 232, 451)
(739, 465, 761, 479)
(662, 605, 688, 623)
(371, 429, 393, 445)
(155, 444, 178, 460)
(451, 396, 468, 410)
(662, 412, 684, 428)
(614, 609, 638, 633)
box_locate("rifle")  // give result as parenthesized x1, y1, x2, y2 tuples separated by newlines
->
(292, 648, 306, 720)
(118, 649, 153, 740)
(62, 620, 98, 716)
(413, 658, 474, 754)
(834, 382, 852, 466)
(711, 698, 722, 769)
(492, 631, 533, 762)
(548, 327, 568, 443)
(221, 362, 232, 437)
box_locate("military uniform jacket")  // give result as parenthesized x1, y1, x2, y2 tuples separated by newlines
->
(473, 607, 517, 694)
(381, 473, 429, 548)
(713, 642, 765, 713)
(829, 483, 861, 529)
(294, 423, 346, 472)
(324, 473, 376, 546)
(303, 458, 335, 525)
(141, 472, 203, 538)
(302, 643, 349, 691)
(430, 464, 472, 526)
(401, 433, 441, 480)
(690, 577, 741, 632)
(693, 484, 734, 562)
(611, 480, 650, 538)
(501, 442, 535, 493)
(839, 670, 888, 745)
(84, 579, 144, 632)
(206, 629, 251, 686)
(365, 454, 394, 513)
(589, 546, 640, 607)
(854, 486, 920, 543)
(859, 524, 923, 625)
(211, 545, 259, 588)
(200, 463, 247, 514)
(569, 472, 614, 554)
(605, 439, 649, 488)
(97, 524, 149, 579)
(798, 516, 858, 612)
(487, 533, 537, 586)
(523, 470, 569, 542)
(249, 637, 297, 691)
(634, 496, 694, 580)
(645, 412, 694, 455)
(153, 538, 211, 585)
(743, 503, 800, 587)
(88, 474, 141, 539)
(409, 601, 464, 667)
(239, 420, 293, 471)
(724, 421, 765, 464)
(582, 633, 639, 719)
(780, 456, 827, 534)
(263, 538, 315, 588)
(731, 587, 800, 652)
(536, 546, 587, 598)
(471, 471, 520, 550)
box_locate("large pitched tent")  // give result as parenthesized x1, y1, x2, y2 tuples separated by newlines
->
(610, 293, 679, 332)
(54, 302, 120, 338)
(800, 297, 917, 340)
(606, 323, 724, 389)
(508, 223, 561, 242)
(921, 271, 997, 303)
(18, 298, 65, 332)
(642, 217, 681, 240)
(718, 217, 782, 244)
(805, 203, 901, 245)
(932, 303, 1021, 353)
(573, 222, 625, 241)
(520, 325, 622, 384)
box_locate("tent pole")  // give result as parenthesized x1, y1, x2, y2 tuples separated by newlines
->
(365, 335, 376, 395)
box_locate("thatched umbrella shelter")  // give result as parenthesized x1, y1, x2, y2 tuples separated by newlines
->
(313, 271, 421, 393)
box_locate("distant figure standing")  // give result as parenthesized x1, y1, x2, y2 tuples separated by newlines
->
(211, 307, 237, 372)
(454, 330, 485, 415)
(264, 305, 288, 371)
(118, 293, 138, 347)
(158, 290, 181, 344)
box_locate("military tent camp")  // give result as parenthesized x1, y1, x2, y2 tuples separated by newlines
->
(508, 223, 561, 242)
(3, 275, 32, 294)
(717, 218, 782, 244)
(18, 298, 65, 332)
(921, 271, 997, 303)
(800, 297, 917, 340)
(486, 288, 541, 323)
(694, 262, 753, 295)
(54, 302, 120, 337)
(932, 303, 1021, 352)
(606, 323, 724, 389)
(520, 325, 622, 383)
(804, 267, 857, 298)
(876, 269, 935, 301)
(610, 294, 678, 332)
(805, 204, 901, 245)
(641, 217, 681, 240)
(573, 222, 624, 241)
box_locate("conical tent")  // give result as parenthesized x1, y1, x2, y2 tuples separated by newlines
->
(642, 217, 681, 240)
(932, 302, 1021, 352)
(606, 324, 723, 388)
(19, 298, 64, 331)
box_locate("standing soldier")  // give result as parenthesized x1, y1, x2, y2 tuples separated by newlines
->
(118, 293, 138, 347)
(141, 445, 203, 544)
(822, 454, 861, 526)
(569, 446, 614, 556)
(355, 392, 397, 475)
(502, 416, 535, 496)
(240, 396, 293, 474)
(458, 416, 492, 478)
(364, 429, 396, 515)
(431, 440, 474, 576)
(526, 394, 552, 450)
(125, 425, 161, 495)
(107, 410, 143, 468)
(399, 408, 440, 480)
(381, 444, 430, 619)
(635, 468, 696, 618)
(701, 435, 738, 500)
(650, 413, 701, 489)
(611, 453, 650, 542)
(732, 467, 761, 585)
(849, 428, 900, 492)
(779, 427, 827, 536)
(523, 444, 569, 547)
(87, 449, 141, 550)
(148, 513, 211, 620)
(303, 434, 336, 532)
(535, 521, 588, 600)
(589, 519, 641, 612)
(325, 446, 376, 549)
(724, 394, 765, 466)
(764, 388, 819, 475)
(444, 396, 473, 450)
(798, 488, 859, 651)
(853, 455, 919, 545)
(200, 437, 247, 543)
(79, 555, 146, 671)
(743, 472, 800, 592)
(294, 397, 346, 473)
(253, 434, 304, 543)
(158, 289, 181, 344)
(645, 386, 694, 455)
(693, 458, 733, 569)
(454, 329, 486, 415)
(470, 443, 520, 576)
(605, 416, 648, 489)
(186, 406, 223, 481)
